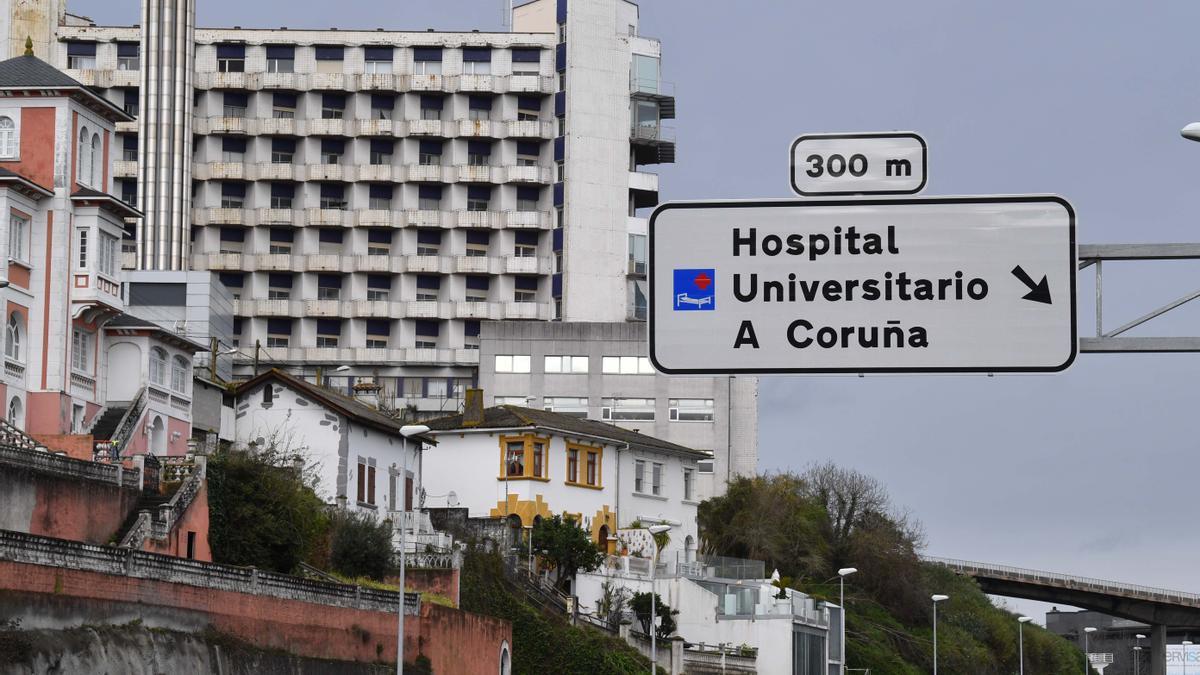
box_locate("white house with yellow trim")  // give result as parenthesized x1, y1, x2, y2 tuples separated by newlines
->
(421, 401, 704, 563)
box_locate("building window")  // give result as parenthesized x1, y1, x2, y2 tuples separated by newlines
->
(271, 138, 295, 164)
(7, 396, 21, 430)
(265, 45, 294, 73)
(356, 457, 377, 506)
(511, 48, 541, 74)
(567, 448, 578, 483)
(273, 92, 296, 118)
(684, 467, 695, 501)
(321, 94, 345, 120)
(543, 397, 587, 418)
(413, 47, 443, 76)
(468, 96, 492, 121)
(71, 328, 92, 373)
(99, 233, 118, 277)
(544, 356, 588, 374)
(149, 347, 167, 386)
(499, 434, 548, 480)
(117, 42, 140, 70)
(364, 47, 393, 74)
(634, 459, 645, 493)
(77, 229, 88, 268)
(90, 133, 101, 186)
(601, 356, 654, 375)
(586, 449, 600, 487)
(462, 47, 491, 75)
(5, 313, 21, 362)
(367, 276, 390, 301)
(651, 462, 663, 496)
(669, 398, 714, 422)
(494, 355, 530, 373)
(266, 319, 291, 348)
(171, 355, 189, 393)
(9, 214, 28, 263)
(314, 45, 344, 73)
(66, 42, 97, 69)
(564, 442, 602, 488)
(601, 397, 655, 421)
(0, 117, 17, 159)
(628, 234, 647, 275)
(77, 127, 91, 186)
(216, 44, 246, 72)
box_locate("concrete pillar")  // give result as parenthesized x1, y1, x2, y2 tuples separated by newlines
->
(1152, 625, 1167, 675)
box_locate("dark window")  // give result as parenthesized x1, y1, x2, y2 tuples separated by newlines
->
(315, 45, 344, 61)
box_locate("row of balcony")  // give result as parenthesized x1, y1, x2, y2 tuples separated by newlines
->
(231, 299, 555, 321)
(185, 162, 553, 184)
(195, 252, 554, 275)
(241, 346, 483, 367)
(190, 117, 555, 140)
(190, 208, 553, 229)
(193, 72, 556, 94)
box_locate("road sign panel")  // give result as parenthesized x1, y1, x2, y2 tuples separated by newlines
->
(790, 132, 927, 196)
(649, 196, 1076, 374)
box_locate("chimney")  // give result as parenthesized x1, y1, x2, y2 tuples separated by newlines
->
(464, 388, 484, 427)
(353, 379, 382, 409)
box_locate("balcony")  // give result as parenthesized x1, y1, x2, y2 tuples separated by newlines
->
(196, 72, 249, 89)
(306, 209, 346, 227)
(256, 208, 295, 225)
(251, 163, 295, 181)
(197, 208, 244, 225)
(258, 117, 298, 135)
(631, 123, 677, 164)
(629, 170, 660, 209)
(355, 256, 395, 273)
(406, 256, 450, 274)
(199, 116, 248, 134)
(110, 70, 140, 88)
(307, 119, 348, 136)
(356, 119, 398, 136)
(197, 162, 245, 180)
(506, 165, 552, 184)
(309, 73, 347, 90)
(357, 210, 397, 227)
(455, 301, 501, 320)
(406, 301, 448, 319)
(507, 120, 554, 139)
(455, 165, 502, 183)
(455, 349, 481, 365)
(509, 74, 555, 93)
(359, 73, 399, 91)
(116, 121, 137, 133)
(113, 160, 138, 178)
(631, 78, 677, 119)
(306, 254, 346, 272)
(253, 253, 295, 271)
(304, 299, 344, 317)
(457, 211, 503, 229)
(458, 74, 495, 93)
(409, 74, 446, 92)
(352, 300, 402, 318)
(454, 256, 496, 274)
(503, 302, 553, 320)
(304, 348, 343, 362)
(457, 119, 498, 138)
(506, 211, 552, 229)
(237, 299, 298, 316)
(406, 210, 447, 228)
(406, 165, 451, 183)
(194, 252, 242, 270)
(505, 255, 551, 275)
(353, 347, 404, 362)
(406, 119, 446, 137)
(403, 347, 454, 365)
(307, 164, 350, 181)
(260, 72, 301, 90)
(357, 165, 398, 182)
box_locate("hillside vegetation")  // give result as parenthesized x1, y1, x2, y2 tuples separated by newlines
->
(699, 467, 1088, 674)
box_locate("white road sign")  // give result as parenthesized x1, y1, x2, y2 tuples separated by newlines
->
(649, 196, 1077, 374)
(790, 132, 927, 196)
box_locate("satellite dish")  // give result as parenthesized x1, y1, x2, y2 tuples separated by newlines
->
(448, 491, 459, 507)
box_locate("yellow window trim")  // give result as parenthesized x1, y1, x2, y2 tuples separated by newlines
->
(565, 440, 603, 489)
(498, 433, 551, 480)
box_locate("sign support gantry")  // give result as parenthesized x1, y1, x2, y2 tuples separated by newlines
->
(1079, 244, 1200, 353)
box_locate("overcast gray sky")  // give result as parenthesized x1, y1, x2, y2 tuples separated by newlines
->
(73, 0, 1200, 623)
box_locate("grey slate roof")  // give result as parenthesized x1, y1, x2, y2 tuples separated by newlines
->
(424, 405, 708, 459)
(0, 55, 84, 88)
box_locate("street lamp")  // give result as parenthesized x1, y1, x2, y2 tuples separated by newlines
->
(931, 594, 949, 675)
(396, 424, 430, 675)
(1134, 634, 1147, 675)
(647, 524, 672, 675)
(1182, 123, 1200, 142)
(837, 567, 857, 674)
(1083, 627, 1097, 675)
(1018, 616, 1032, 675)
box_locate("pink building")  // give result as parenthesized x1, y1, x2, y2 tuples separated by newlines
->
(0, 50, 199, 458)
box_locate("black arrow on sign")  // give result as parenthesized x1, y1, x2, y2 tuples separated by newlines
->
(1011, 265, 1052, 304)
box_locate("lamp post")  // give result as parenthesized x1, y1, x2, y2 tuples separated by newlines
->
(647, 524, 672, 675)
(1083, 627, 1097, 675)
(396, 424, 430, 675)
(837, 567, 857, 674)
(1134, 633, 1146, 675)
(931, 594, 949, 675)
(1018, 616, 1031, 675)
(1183, 123, 1200, 142)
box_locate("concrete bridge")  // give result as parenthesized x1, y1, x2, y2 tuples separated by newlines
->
(926, 556, 1200, 675)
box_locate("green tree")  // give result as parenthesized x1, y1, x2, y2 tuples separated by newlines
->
(531, 515, 605, 591)
(630, 592, 677, 640)
(329, 509, 396, 581)
(206, 442, 329, 573)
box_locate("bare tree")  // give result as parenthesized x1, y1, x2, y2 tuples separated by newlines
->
(801, 462, 890, 549)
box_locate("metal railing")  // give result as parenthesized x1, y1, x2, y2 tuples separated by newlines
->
(109, 387, 147, 457)
(926, 556, 1200, 606)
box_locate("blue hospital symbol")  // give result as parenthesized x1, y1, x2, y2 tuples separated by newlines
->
(673, 269, 716, 311)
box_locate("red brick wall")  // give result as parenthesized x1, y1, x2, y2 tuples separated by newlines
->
(31, 433, 95, 461)
(0, 559, 511, 672)
(397, 567, 461, 607)
(143, 484, 212, 562)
